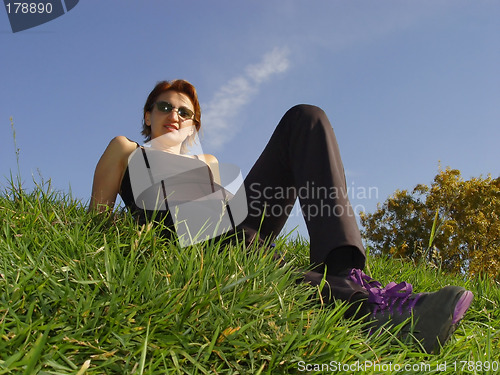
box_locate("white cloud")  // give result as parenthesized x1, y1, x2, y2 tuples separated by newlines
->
(246, 47, 290, 84)
(202, 47, 290, 150)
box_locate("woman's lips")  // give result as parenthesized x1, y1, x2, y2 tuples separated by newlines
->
(164, 124, 178, 131)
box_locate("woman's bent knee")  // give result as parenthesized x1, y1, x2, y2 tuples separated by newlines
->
(280, 104, 330, 132)
(287, 104, 326, 119)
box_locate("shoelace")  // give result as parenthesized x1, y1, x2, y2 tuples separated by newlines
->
(348, 269, 421, 315)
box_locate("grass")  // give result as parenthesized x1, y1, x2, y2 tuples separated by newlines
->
(0, 179, 499, 374)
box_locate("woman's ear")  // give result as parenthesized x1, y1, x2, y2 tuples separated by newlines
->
(144, 111, 151, 126)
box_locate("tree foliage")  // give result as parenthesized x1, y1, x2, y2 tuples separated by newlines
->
(360, 167, 500, 277)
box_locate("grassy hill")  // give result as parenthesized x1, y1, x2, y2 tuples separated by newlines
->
(1, 181, 499, 374)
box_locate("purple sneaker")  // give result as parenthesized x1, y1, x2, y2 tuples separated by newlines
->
(348, 269, 474, 353)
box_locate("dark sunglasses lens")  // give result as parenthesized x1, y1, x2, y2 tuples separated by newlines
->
(178, 107, 194, 119)
(156, 101, 173, 113)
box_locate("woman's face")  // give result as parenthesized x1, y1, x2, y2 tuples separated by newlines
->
(144, 90, 196, 150)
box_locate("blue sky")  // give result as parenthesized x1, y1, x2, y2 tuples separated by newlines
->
(1, 1, 499, 238)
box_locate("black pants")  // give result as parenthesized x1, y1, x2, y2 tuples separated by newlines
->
(235, 104, 366, 271)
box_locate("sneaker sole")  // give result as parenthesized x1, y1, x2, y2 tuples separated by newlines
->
(452, 290, 474, 325)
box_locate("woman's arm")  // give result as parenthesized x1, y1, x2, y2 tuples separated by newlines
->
(198, 154, 221, 186)
(89, 136, 137, 213)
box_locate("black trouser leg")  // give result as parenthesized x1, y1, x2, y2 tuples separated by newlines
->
(237, 104, 366, 271)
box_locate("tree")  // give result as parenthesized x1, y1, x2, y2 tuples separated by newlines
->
(360, 167, 500, 277)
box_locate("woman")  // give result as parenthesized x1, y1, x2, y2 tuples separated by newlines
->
(90, 79, 473, 353)
(89, 80, 219, 215)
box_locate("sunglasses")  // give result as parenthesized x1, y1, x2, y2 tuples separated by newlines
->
(155, 101, 195, 121)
